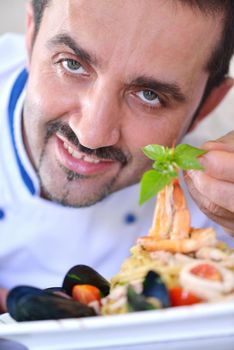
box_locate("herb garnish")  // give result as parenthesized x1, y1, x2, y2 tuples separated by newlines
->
(139, 144, 206, 205)
(67, 274, 81, 282)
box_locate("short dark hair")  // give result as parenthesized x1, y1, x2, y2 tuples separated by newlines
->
(32, 0, 234, 92)
(32, 0, 50, 33)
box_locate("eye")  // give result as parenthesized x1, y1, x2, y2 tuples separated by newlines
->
(61, 59, 87, 75)
(136, 90, 161, 106)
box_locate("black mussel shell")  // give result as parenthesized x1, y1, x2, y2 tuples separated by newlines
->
(7, 286, 45, 319)
(127, 286, 156, 312)
(143, 270, 170, 308)
(62, 265, 110, 297)
(7, 286, 96, 322)
(44, 287, 71, 299)
(44, 287, 66, 293)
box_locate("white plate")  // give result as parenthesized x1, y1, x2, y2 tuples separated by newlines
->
(0, 301, 234, 350)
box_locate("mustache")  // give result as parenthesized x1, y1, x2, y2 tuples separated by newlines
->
(46, 121, 128, 165)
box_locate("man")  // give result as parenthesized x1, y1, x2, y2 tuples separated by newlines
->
(0, 0, 234, 311)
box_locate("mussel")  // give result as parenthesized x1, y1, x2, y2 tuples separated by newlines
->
(7, 265, 110, 322)
(127, 286, 157, 312)
(143, 270, 170, 308)
(43, 287, 70, 299)
(7, 286, 44, 320)
(126, 270, 170, 312)
(7, 286, 96, 322)
(62, 265, 110, 297)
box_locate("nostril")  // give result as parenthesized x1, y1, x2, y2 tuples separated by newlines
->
(69, 118, 120, 150)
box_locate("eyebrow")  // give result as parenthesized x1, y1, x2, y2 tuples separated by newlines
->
(130, 77, 187, 103)
(47, 33, 98, 66)
(47, 34, 186, 103)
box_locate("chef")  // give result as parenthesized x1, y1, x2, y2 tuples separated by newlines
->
(0, 0, 234, 312)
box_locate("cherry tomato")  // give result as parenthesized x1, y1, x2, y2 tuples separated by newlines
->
(190, 264, 222, 281)
(169, 286, 202, 307)
(72, 284, 101, 305)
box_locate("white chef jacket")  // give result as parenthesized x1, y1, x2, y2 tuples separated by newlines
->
(0, 34, 232, 291)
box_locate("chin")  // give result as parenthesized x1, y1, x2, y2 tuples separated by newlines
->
(39, 175, 117, 208)
(44, 189, 111, 208)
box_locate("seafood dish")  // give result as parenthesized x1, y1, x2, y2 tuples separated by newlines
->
(6, 145, 234, 321)
(102, 179, 234, 314)
(6, 179, 234, 321)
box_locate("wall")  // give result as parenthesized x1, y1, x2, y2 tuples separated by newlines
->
(0, 0, 27, 34)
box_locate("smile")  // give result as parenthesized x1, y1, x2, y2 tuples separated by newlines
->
(63, 142, 101, 164)
(55, 135, 117, 176)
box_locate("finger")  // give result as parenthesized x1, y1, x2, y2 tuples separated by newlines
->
(0, 288, 8, 313)
(185, 173, 234, 220)
(202, 130, 234, 152)
(187, 170, 234, 213)
(199, 150, 234, 182)
(221, 226, 234, 237)
(201, 211, 234, 236)
(185, 174, 234, 235)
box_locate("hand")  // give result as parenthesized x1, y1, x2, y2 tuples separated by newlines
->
(0, 288, 8, 314)
(185, 131, 234, 236)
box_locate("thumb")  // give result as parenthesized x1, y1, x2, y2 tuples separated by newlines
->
(202, 131, 234, 152)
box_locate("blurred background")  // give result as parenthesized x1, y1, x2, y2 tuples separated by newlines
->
(0, 0, 27, 34)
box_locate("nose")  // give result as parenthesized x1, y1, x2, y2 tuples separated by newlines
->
(69, 82, 121, 149)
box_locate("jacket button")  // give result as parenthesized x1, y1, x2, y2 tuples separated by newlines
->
(124, 213, 136, 224)
(0, 209, 5, 220)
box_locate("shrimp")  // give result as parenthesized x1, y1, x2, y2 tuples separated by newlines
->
(138, 228, 217, 254)
(138, 179, 217, 254)
(149, 179, 190, 240)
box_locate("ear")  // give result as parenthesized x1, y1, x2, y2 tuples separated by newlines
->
(190, 77, 234, 131)
(25, 1, 35, 68)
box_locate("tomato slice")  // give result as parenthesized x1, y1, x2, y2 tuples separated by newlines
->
(169, 286, 202, 307)
(190, 263, 222, 281)
(72, 284, 101, 305)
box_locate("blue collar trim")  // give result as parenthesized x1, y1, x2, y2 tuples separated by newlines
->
(8, 68, 36, 196)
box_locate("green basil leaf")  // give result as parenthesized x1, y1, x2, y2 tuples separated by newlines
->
(139, 143, 206, 205)
(174, 144, 206, 170)
(139, 170, 174, 205)
(142, 144, 166, 161)
(153, 161, 178, 177)
(174, 144, 205, 157)
(174, 157, 204, 170)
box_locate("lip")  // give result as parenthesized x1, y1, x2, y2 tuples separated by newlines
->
(55, 135, 117, 176)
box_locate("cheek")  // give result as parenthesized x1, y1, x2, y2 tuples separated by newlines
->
(123, 115, 182, 154)
(26, 55, 82, 125)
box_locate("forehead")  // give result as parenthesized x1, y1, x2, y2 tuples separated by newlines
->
(38, 0, 223, 84)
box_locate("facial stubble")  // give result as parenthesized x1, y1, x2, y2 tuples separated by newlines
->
(36, 121, 129, 207)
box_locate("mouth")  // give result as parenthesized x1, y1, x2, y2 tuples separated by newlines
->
(55, 134, 118, 176)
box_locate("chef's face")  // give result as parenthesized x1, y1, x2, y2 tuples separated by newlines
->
(23, 0, 223, 207)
